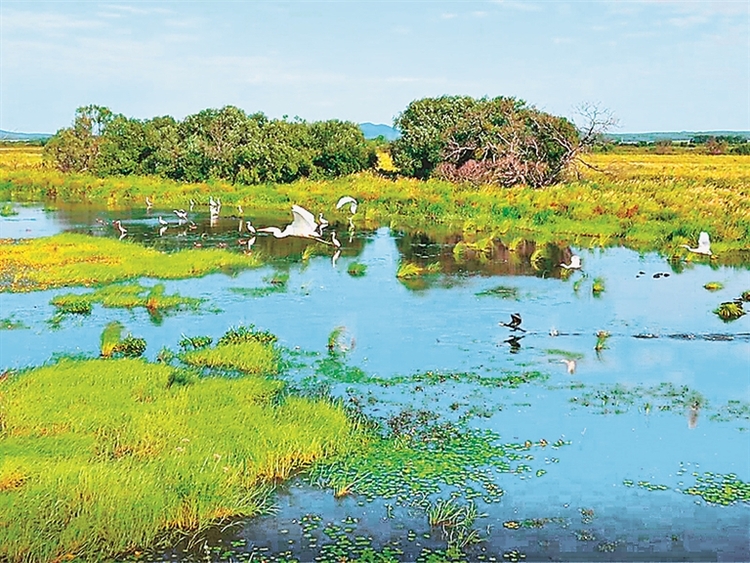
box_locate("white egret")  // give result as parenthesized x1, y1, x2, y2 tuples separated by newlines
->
(332, 249, 341, 267)
(173, 209, 188, 225)
(499, 313, 526, 332)
(560, 255, 582, 270)
(159, 225, 168, 237)
(245, 236, 257, 253)
(246, 221, 256, 234)
(158, 216, 168, 226)
(258, 205, 323, 240)
(682, 232, 712, 256)
(331, 231, 341, 248)
(113, 220, 127, 240)
(560, 359, 576, 374)
(189, 199, 195, 211)
(336, 196, 358, 214)
(145, 196, 153, 210)
(317, 213, 329, 236)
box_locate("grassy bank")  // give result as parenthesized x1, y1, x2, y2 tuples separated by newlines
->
(0, 351, 365, 561)
(0, 233, 261, 292)
(2, 148, 749, 253)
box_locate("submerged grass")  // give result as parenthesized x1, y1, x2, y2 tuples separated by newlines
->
(52, 282, 204, 320)
(4, 150, 749, 253)
(0, 355, 365, 561)
(0, 233, 261, 292)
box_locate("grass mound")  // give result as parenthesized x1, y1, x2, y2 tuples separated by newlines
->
(0, 357, 363, 561)
(0, 233, 261, 292)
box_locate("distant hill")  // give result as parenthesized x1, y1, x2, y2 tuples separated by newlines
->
(0, 129, 52, 141)
(606, 131, 750, 144)
(359, 123, 400, 141)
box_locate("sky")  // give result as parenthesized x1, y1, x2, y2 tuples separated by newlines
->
(0, 0, 748, 134)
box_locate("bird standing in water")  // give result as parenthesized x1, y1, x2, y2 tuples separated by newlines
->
(113, 220, 127, 240)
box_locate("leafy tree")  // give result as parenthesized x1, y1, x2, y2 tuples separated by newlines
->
(391, 96, 583, 187)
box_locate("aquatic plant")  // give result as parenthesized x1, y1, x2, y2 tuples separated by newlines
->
(0, 202, 17, 216)
(475, 285, 519, 299)
(0, 315, 28, 330)
(0, 233, 261, 292)
(347, 261, 367, 277)
(703, 281, 724, 291)
(52, 283, 203, 321)
(218, 324, 278, 347)
(181, 342, 278, 375)
(592, 277, 606, 295)
(0, 356, 364, 561)
(685, 472, 750, 506)
(714, 301, 745, 321)
(178, 334, 213, 351)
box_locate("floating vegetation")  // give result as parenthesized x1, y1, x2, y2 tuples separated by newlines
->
(0, 202, 18, 216)
(741, 290, 750, 302)
(181, 342, 278, 375)
(592, 277, 606, 295)
(396, 261, 441, 279)
(594, 330, 611, 351)
(218, 324, 278, 347)
(347, 262, 367, 277)
(0, 315, 28, 330)
(569, 382, 709, 417)
(703, 281, 724, 291)
(714, 301, 745, 321)
(545, 349, 584, 360)
(685, 472, 750, 506)
(52, 283, 203, 322)
(230, 271, 289, 297)
(475, 285, 519, 299)
(0, 354, 363, 562)
(178, 334, 213, 351)
(327, 326, 355, 357)
(0, 233, 261, 292)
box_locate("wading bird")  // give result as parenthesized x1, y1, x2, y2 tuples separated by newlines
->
(159, 225, 168, 237)
(158, 216, 168, 226)
(145, 196, 153, 210)
(331, 231, 341, 249)
(113, 220, 127, 240)
(560, 255, 582, 270)
(560, 359, 576, 374)
(681, 232, 712, 256)
(258, 205, 324, 240)
(317, 213, 329, 236)
(499, 313, 526, 332)
(173, 209, 188, 225)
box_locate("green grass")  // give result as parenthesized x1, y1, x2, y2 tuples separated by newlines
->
(0, 202, 17, 216)
(0, 233, 262, 292)
(0, 355, 365, 561)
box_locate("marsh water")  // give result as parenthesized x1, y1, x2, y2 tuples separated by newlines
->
(1, 205, 749, 562)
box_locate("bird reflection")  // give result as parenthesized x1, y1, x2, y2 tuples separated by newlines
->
(687, 401, 701, 429)
(503, 334, 524, 352)
(560, 359, 576, 374)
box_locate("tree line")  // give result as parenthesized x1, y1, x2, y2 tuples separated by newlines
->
(45, 97, 593, 187)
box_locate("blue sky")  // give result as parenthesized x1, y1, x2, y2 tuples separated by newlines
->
(1, 1, 747, 134)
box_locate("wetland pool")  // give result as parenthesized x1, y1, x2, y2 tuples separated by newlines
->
(1, 204, 749, 561)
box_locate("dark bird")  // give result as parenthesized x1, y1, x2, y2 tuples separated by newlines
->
(503, 334, 525, 351)
(499, 313, 526, 332)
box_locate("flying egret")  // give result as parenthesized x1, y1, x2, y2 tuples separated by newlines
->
(257, 204, 323, 240)
(336, 196, 358, 214)
(560, 255, 582, 270)
(113, 220, 127, 240)
(681, 232, 712, 256)
(499, 313, 526, 332)
(560, 359, 576, 374)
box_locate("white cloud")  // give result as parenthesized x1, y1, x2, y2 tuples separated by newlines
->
(491, 1, 543, 12)
(1, 9, 104, 33)
(440, 12, 458, 19)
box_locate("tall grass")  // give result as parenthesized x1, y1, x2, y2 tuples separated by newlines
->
(0, 357, 365, 561)
(2, 151, 749, 254)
